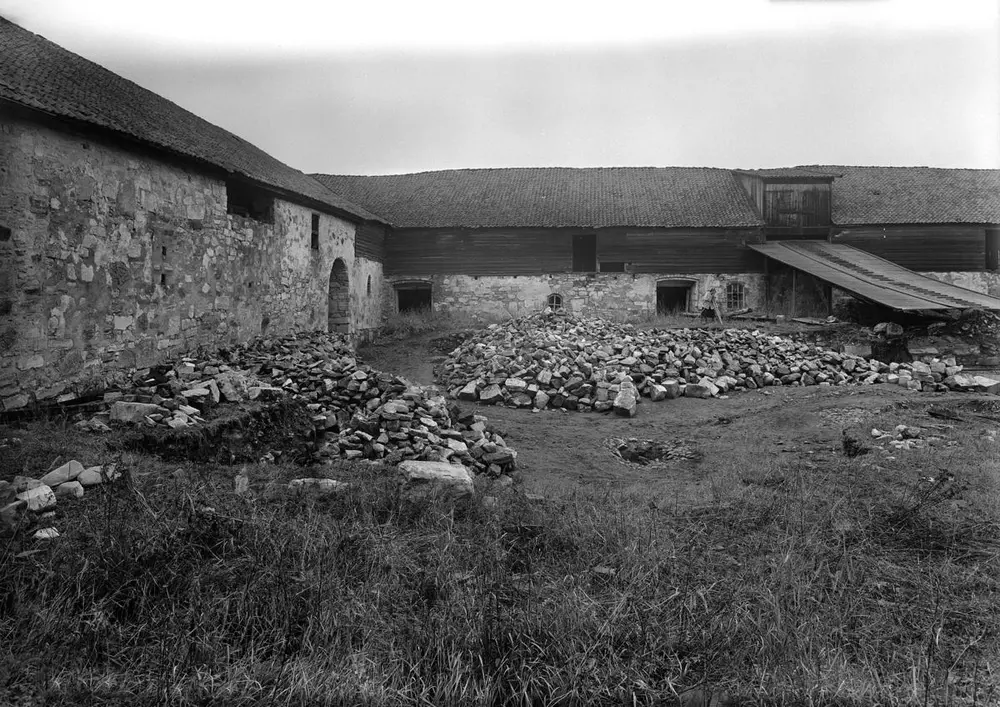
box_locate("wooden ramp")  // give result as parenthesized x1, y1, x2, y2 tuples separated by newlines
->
(749, 242, 1000, 311)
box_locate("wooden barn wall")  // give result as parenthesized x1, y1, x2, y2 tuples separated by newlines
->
(832, 225, 987, 272)
(598, 229, 766, 273)
(736, 174, 764, 215)
(354, 221, 386, 262)
(763, 182, 831, 229)
(386, 229, 570, 275)
(385, 227, 765, 276)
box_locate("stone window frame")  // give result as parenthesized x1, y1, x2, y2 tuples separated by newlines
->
(725, 281, 746, 310)
(547, 293, 564, 311)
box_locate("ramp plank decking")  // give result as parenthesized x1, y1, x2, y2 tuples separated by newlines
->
(749, 242, 1000, 311)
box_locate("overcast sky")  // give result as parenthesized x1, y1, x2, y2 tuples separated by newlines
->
(2, 0, 998, 174)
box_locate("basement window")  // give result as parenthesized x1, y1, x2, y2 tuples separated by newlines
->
(547, 293, 563, 311)
(226, 180, 274, 223)
(725, 282, 746, 310)
(395, 282, 432, 313)
(311, 213, 320, 250)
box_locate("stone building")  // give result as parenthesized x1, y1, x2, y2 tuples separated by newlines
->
(2, 16, 999, 413)
(0, 17, 387, 411)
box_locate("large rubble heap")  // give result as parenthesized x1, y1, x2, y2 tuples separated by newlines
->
(439, 312, 999, 414)
(95, 332, 517, 476)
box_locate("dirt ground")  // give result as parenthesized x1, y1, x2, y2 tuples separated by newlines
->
(359, 332, 1000, 508)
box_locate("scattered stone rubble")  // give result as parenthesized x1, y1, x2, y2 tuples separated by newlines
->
(0, 460, 120, 536)
(439, 312, 1000, 413)
(77, 331, 518, 476)
(869, 424, 958, 452)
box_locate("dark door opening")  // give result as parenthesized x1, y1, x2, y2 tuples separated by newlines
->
(656, 280, 694, 314)
(572, 234, 597, 272)
(397, 284, 432, 313)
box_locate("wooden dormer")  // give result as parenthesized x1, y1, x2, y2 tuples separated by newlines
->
(734, 168, 838, 240)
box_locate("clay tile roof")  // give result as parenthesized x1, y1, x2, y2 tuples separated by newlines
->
(807, 165, 1000, 225)
(733, 167, 841, 180)
(0, 17, 382, 223)
(313, 167, 764, 229)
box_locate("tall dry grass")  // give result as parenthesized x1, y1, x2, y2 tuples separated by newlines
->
(2, 423, 998, 706)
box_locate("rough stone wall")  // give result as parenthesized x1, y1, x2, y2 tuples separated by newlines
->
(0, 115, 380, 410)
(923, 271, 1000, 297)
(351, 257, 385, 340)
(384, 273, 766, 319)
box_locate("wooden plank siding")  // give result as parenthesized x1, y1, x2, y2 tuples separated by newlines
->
(385, 227, 766, 276)
(385, 229, 571, 276)
(598, 229, 766, 273)
(763, 182, 831, 238)
(355, 222, 386, 262)
(832, 225, 988, 272)
(736, 173, 765, 215)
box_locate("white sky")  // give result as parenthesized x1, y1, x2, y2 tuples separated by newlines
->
(3, 0, 995, 55)
(2, 0, 998, 173)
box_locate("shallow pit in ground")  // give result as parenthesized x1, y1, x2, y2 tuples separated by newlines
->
(606, 437, 702, 466)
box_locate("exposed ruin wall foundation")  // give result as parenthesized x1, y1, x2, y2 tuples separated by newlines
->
(384, 273, 767, 319)
(923, 271, 1000, 297)
(0, 116, 382, 410)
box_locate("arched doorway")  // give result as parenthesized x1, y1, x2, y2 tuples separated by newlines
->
(656, 278, 697, 314)
(328, 259, 350, 333)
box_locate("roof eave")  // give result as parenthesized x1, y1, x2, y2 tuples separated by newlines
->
(1, 97, 387, 225)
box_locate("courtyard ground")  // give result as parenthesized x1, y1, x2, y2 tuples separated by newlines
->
(0, 323, 997, 706)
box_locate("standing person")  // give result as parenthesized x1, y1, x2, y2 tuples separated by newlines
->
(701, 286, 724, 324)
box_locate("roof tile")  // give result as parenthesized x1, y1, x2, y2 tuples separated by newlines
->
(314, 167, 764, 228)
(0, 17, 381, 222)
(808, 165, 1000, 225)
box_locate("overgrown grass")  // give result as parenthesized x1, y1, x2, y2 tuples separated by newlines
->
(379, 308, 504, 340)
(2, 418, 999, 705)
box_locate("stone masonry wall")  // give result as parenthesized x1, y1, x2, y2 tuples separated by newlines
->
(0, 115, 382, 410)
(924, 271, 1000, 297)
(351, 257, 385, 340)
(384, 273, 766, 319)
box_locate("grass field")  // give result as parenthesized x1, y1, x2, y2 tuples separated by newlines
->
(2, 397, 998, 706)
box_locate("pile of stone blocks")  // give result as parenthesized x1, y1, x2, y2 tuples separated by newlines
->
(1, 459, 120, 538)
(84, 331, 517, 476)
(438, 312, 1000, 414)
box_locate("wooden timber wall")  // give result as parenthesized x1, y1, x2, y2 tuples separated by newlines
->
(355, 222, 386, 262)
(384, 227, 766, 276)
(832, 225, 988, 272)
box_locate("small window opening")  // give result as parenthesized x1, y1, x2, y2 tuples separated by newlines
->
(600, 261, 626, 273)
(311, 213, 320, 250)
(657, 280, 694, 314)
(547, 293, 563, 311)
(366, 275, 372, 295)
(725, 282, 746, 310)
(396, 283, 432, 313)
(0, 226, 11, 242)
(160, 273, 167, 287)
(572, 234, 597, 272)
(161, 245, 167, 258)
(226, 179, 274, 223)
